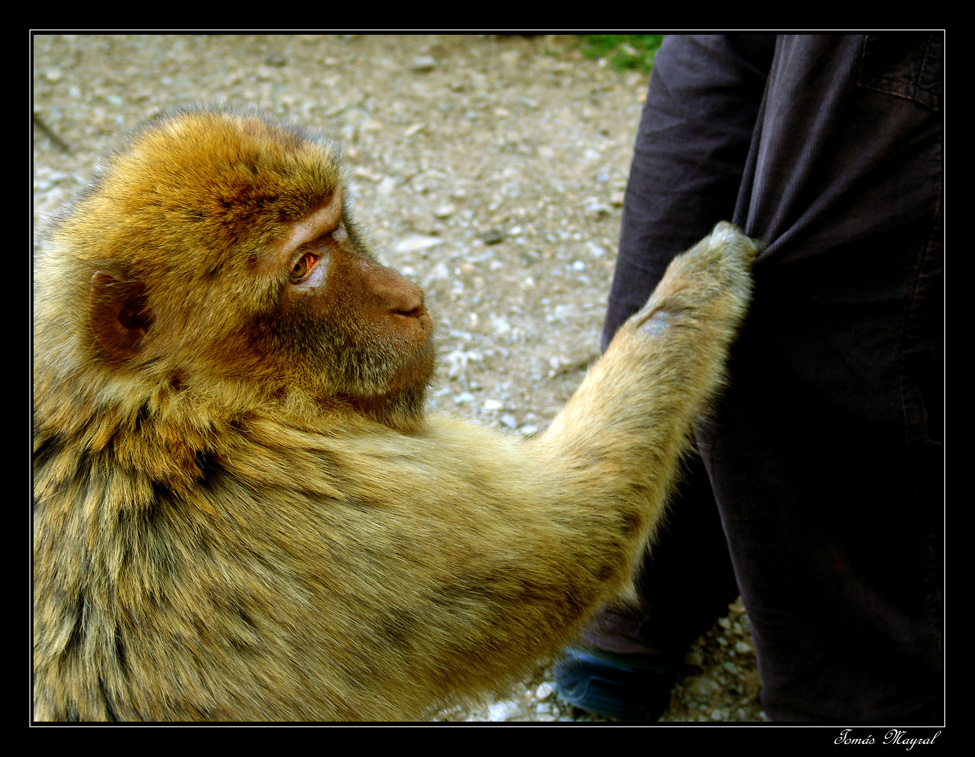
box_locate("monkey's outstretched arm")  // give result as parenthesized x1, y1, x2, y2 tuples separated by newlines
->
(540, 220, 757, 519)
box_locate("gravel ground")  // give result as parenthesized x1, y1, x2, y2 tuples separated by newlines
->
(32, 33, 765, 724)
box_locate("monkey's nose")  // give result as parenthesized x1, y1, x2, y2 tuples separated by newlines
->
(393, 304, 427, 319)
(391, 281, 426, 319)
(372, 266, 426, 318)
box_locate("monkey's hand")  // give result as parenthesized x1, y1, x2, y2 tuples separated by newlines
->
(631, 221, 759, 342)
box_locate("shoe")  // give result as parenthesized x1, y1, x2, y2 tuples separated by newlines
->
(553, 646, 678, 721)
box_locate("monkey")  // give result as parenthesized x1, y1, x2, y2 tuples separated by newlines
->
(32, 105, 758, 722)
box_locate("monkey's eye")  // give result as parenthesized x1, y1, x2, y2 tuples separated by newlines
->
(289, 252, 319, 284)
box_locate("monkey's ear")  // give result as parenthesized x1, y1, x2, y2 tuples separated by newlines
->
(89, 269, 153, 362)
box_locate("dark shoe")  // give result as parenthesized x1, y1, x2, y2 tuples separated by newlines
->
(553, 646, 678, 721)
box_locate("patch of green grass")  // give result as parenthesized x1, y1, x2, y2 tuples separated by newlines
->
(579, 35, 664, 73)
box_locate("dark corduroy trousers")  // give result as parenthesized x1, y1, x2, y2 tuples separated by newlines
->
(589, 34, 943, 723)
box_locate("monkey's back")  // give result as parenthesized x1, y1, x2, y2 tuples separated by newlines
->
(33, 410, 614, 721)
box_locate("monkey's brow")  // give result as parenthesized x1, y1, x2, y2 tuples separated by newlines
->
(277, 187, 344, 258)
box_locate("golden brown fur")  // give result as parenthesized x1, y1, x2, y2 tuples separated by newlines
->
(33, 106, 758, 721)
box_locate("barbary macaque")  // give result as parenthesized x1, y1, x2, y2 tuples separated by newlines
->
(33, 106, 758, 721)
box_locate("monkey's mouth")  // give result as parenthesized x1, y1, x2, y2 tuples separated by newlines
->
(394, 305, 434, 342)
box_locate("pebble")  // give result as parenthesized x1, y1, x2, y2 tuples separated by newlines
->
(393, 235, 444, 253)
(478, 228, 505, 245)
(486, 700, 520, 721)
(411, 55, 437, 72)
(499, 413, 518, 430)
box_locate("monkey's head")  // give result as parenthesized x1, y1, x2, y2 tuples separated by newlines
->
(34, 106, 435, 430)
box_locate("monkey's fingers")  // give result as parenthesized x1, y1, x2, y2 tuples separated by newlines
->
(630, 222, 758, 340)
